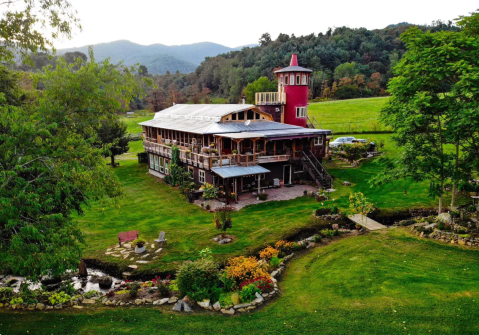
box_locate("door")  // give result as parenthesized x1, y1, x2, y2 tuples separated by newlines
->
(283, 165, 292, 185)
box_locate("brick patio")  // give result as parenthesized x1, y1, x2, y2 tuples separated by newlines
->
(194, 184, 319, 211)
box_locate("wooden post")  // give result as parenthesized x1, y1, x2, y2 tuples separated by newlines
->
(234, 177, 238, 202)
(274, 141, 277, 156)
(258, 174, 261, 192)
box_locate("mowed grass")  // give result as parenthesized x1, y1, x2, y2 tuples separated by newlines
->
(308, 97, 390, 133)
(78, 141, 323, 274)
(3, 229, 479, 335)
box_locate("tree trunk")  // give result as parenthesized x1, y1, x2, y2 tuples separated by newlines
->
(451, 140, 460, 208)
(439, 179, 444, 214)
(111, 155, 115, 167)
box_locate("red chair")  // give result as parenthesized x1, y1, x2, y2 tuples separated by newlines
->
(118, 230, 138, 247)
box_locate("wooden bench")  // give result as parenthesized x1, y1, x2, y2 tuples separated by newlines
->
(118, 230, 138, 247)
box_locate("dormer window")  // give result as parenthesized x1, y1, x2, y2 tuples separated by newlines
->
(232, 113, 237, 121)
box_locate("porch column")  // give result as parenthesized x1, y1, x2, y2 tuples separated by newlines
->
(234, 177, 238, 202)
(274, 141, 277, 155)
(258, 174, 261, 192)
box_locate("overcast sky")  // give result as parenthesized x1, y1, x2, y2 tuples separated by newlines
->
(54, 0, 477, 49)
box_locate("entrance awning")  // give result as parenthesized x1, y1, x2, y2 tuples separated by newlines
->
(212, 165, 270, 179)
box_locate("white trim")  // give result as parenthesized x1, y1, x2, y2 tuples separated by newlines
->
(296, 106, 307, 118)
(199, 170, 205, 184)
(314, 137, 323, 146)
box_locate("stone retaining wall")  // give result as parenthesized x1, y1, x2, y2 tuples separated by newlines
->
(411, 227, 479, 247)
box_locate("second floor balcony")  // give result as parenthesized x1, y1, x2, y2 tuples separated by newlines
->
(255, 92, 286, 106)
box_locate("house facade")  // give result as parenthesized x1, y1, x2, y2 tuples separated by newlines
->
(140, 54, 333, 201)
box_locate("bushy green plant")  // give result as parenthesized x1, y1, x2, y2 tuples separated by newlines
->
(258, 193, 268, 201)
(321, 229, 335, 238)
(10, 297, 23, 305)
(467, 205, 476, 212)
(48, 292, 71, 305)
(132, 239, 145, 248)
(328, 204, 339, 214)
(84, 290, 99, 299)
(0, 287, 14, 302)
(270, 256, 281, 269)
(176, 258, 221, 302)
(58, 281, 75, 296)
(239, 283, 261, 303)
(19, 283, 39, 304)
(313, 235, 323, 243)
(126, 281, 141, 298)
(220, 271, 235, 293)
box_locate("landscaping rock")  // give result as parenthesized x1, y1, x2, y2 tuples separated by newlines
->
(183, 301, 193, 312)
(159, 298, 169, 305)
(198, 299, 211, 309)
(78, 259, 88, 278)
(82, 299, 96, 304)
(54, 303, 63, 309)
(135, 299, 143, 305)
(234, 303, 251, 309)
(246, 306, 256, 310)
(73, 305, 84, 309)
(438, 213, 452, 224)
(123, 243, 132, 248)
(155, 248, 163, 253)
(172, 300, 183, 312)
(231, 293, 240, 305)
(237, 308, 247, 312)
(128, 265, 138, 269)
(182, 296, 195, 306)
(36, 303, 46, 310)
(213, 301, 221, 311)
(221, 308, 235, 315)
(136, 261, 149, 264)
(342, 181, 351, 186)
(168, 297, 178, 304)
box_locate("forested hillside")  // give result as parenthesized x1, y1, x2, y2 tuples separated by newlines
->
(143, 21, 459, 110)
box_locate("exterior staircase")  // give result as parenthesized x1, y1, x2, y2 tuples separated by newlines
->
(307, 116, 322, 129)
(300, 150, 332, 189)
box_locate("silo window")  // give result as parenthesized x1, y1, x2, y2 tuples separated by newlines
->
(296, 107, 307, 118)
(285, 75, 289, 85)
(302, 75, 307, 85)
(296, 75, 300, 85)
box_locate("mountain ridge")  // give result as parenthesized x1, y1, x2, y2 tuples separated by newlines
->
(57, 40, 257, 74)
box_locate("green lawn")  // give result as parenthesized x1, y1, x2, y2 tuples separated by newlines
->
(3, 229, 479, 334)
(308, 97, 390, 133)
(76, 132, 467, 275)
(122, 114, 153, 134)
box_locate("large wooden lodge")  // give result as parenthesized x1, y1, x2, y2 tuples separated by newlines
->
(140, 54, 333, 200)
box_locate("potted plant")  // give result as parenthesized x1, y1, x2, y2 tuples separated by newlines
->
(355, 224, 362, 230)
(133, 239, 146, 253)
(232, 150, 238, 155)
(202, 147, 210, 154)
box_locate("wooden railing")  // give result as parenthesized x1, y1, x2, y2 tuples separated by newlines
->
(255, 91, 286, 105)
(143, 140, 297, 170)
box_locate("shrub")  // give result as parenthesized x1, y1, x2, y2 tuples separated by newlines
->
(259, 246, 279, 260)
(202, 183, 218, 200)
(225, 256, 270, 285)
(329, 204, 339, 214)
(239, 284, 261, 302)
(163, 174, 172, 185)
(10, 297, 23, 305)
(270, 256, 281, 269)
(313, 235, 322, 243)
(115, 290, 129, 295)
(106, 290, 115, 298)
(467, 205, 476, 212)
(154, 276, 172, 298)
(220, 271, 235, 292)
(58, 281, 75, 296)
(84, 290, 99, 299)
(321, 229, 335, 238)
(176, 258, 221, 302)
(126, 281, 141, 298)
(0, 287, 14, 302)
(48, 292, 71, 305)
(239, 277, 274, 294)
(275, 240, 295, 255)
(205, 204, 211, 211)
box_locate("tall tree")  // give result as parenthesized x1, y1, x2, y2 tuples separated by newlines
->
(0, 0, 80, 62)
(373, 27, 479, 212)
(243, 77, 277, 104)
(97, 120, 131, 167)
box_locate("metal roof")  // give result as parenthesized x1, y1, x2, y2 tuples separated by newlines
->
(152, 104, 256, 122)
(212, 165, 270, 179)
(219, 132, 264, 139)
(274, 66, 313, 73)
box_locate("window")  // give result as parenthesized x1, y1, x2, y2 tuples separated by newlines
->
(149, 154, 154, 169)
(296, 107, 307, 118)
(290, 75, 295, 85)
(159, 157, 164, 173)
(199, 170, 205, 183)
(238, 111, 245, 120)
(280, 75, 283, 84)
(232, 113, 237, 121)
(285, 75, 289, 85)
(165, 160, 169, 174)
(296, 75, 300, 85)
(154, 155, 159, 171)
(247, 110, 254, 120)
(188, 166, 194, 177)
(302, 74, 307, 85)
(255, 112, 260, 120)
(314, 137, 323, 146)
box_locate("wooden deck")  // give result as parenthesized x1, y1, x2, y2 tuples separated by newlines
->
(348, 214, 387, 231)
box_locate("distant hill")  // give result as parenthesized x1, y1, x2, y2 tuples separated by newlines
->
(386, 22, 412, 28)
(57, 40, 257, 74)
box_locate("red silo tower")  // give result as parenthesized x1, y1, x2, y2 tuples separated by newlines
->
(274, 54, 312, 128)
